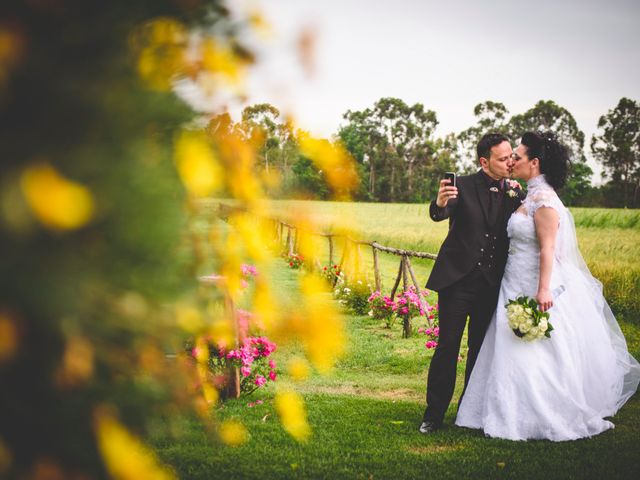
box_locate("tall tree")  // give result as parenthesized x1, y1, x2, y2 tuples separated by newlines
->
(241, 103, 282, 174)
(339, 97, 438, 202)
(591, 97, 640, 208)
(508, 100, 586, 162)
(507, 100, 592, 205)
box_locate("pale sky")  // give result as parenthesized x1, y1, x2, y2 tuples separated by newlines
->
(181, 0, 640, 179)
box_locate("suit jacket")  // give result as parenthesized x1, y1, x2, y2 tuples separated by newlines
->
(426, 170, 524, 292)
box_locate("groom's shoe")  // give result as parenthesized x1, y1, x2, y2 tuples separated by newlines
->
(419, 421, 441, 434)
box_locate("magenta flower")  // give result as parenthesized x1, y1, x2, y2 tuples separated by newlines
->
(268, 359, 276, 369)
(268, 370, 277, 381)
(255, 375, 267, 387)
(241, 366, 251, 377)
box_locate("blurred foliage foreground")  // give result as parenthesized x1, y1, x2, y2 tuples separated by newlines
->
(0, 1, 358, 478)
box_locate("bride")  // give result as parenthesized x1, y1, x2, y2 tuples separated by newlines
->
(455, 131, 640, 441)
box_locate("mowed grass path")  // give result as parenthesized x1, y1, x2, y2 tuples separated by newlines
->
(153, 260, 640, 480)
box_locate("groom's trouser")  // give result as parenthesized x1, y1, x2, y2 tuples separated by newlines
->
(423, 268, 500, 424)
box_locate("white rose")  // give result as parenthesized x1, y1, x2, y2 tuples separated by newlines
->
(519, 322, 531, 333)
(539, 320, 548, 332)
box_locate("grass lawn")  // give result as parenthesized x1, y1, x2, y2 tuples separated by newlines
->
(152, 259, 640, 480)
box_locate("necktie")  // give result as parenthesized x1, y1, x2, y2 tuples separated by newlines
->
(488, 180, 503, 226)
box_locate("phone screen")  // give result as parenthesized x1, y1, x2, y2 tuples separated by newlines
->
(444, 172, 456, 187)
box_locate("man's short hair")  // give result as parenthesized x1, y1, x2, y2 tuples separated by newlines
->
(477, 133, 510, 161)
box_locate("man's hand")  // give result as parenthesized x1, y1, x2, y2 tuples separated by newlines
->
(436, 178, 458, 208)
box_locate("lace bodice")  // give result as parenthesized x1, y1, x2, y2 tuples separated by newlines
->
(505, 175, 567, 291)
(521, 174, 565, 218)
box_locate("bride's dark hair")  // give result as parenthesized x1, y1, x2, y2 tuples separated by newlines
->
(520, 131, 570, 190)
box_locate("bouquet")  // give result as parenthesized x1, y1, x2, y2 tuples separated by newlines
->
(505, 286, 564, 341)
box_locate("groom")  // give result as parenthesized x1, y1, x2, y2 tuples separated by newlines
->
(419, 133, 523, 434)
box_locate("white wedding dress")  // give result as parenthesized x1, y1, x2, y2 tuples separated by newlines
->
(455, 174, 640, 441)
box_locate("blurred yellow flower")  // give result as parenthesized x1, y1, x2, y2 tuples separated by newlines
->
(297, 133, 359, 198)
(201, 39, 245, 84)
(134, 18, 187, 91)
(218, 419, 248, 446)
(286, 356, 310, 382)
(174, 131, 223, 198)
(0, 436, 11, 474)
(0, 313, 18, 363)
(299, 275, 346, 374)
(20, 162, 94, 231)
(275, 390, 311, 442)
(55, 336, 94, 387)
(94, 407, 176, 480)
(176, 304, 204, 333)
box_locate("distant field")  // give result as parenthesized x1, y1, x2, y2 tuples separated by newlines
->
(202, 200, 640, 323)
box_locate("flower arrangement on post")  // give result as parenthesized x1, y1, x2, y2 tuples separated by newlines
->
(321, 264, 342, 286)
(286, 253, 304, 269)
(185, 335, 278, 397)
(333, 272, 371, 315)
(367, 291, 397, 327)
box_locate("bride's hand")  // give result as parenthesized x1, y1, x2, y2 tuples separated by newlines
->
(536, 288, 553, 312)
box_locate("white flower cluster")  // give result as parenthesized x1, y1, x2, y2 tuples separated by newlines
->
(506, 303, 549, 342)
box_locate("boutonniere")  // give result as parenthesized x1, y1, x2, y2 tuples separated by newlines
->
(489, 186, 500, 193)
(505, 179, 521, 198)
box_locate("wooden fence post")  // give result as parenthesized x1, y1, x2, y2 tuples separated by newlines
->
(405, 256, 433, 327)
(328, 235, 334, 266)
(401, 255, 412, 338)
(372, 245, 382, 292)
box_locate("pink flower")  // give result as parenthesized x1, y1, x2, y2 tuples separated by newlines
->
(241, 264, 258, 277)
(425, 340, 438, 349)
(255, 375, 267, 387)
(241, 366, 251, 377)
(400, 307, 409, 315)
(240, 279, 249, 290)
(269, 370, 277, 381)
(417, 327, 425, 334)
(425, 328, 432, 335)
(457, 355, 463, 362)
(269, 359, 276, 369)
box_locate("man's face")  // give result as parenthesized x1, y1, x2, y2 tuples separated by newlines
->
(480, 140, 513, 179)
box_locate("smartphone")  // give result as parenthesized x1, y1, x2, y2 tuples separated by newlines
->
(444, 172, 456, 187)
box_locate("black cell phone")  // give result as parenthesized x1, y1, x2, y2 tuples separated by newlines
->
(444, 172, 456, 187)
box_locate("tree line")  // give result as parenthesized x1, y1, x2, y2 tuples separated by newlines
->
(219, 98, 640, 208)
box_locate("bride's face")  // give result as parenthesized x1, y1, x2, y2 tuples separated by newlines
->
(511, 144, 531, 180)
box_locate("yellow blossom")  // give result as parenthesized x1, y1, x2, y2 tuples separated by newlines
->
(218, 419, 248, 446)
(134, 18, 187, 91)
(94, 407, 176, 480)
(297, 133, 359, 198)
(0, 313, 18, 363)
(55, 336, 94, 387)
(201, 39, 245, 84)
(176, 304, 204, 333)
(174, 131, 223, 198)
(275, 390, 311, 442)
(0, 436, 11, 474)
(286, 356, 310, 382)
(20, 162, 94, 231)
(299, 275, 346, 373)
